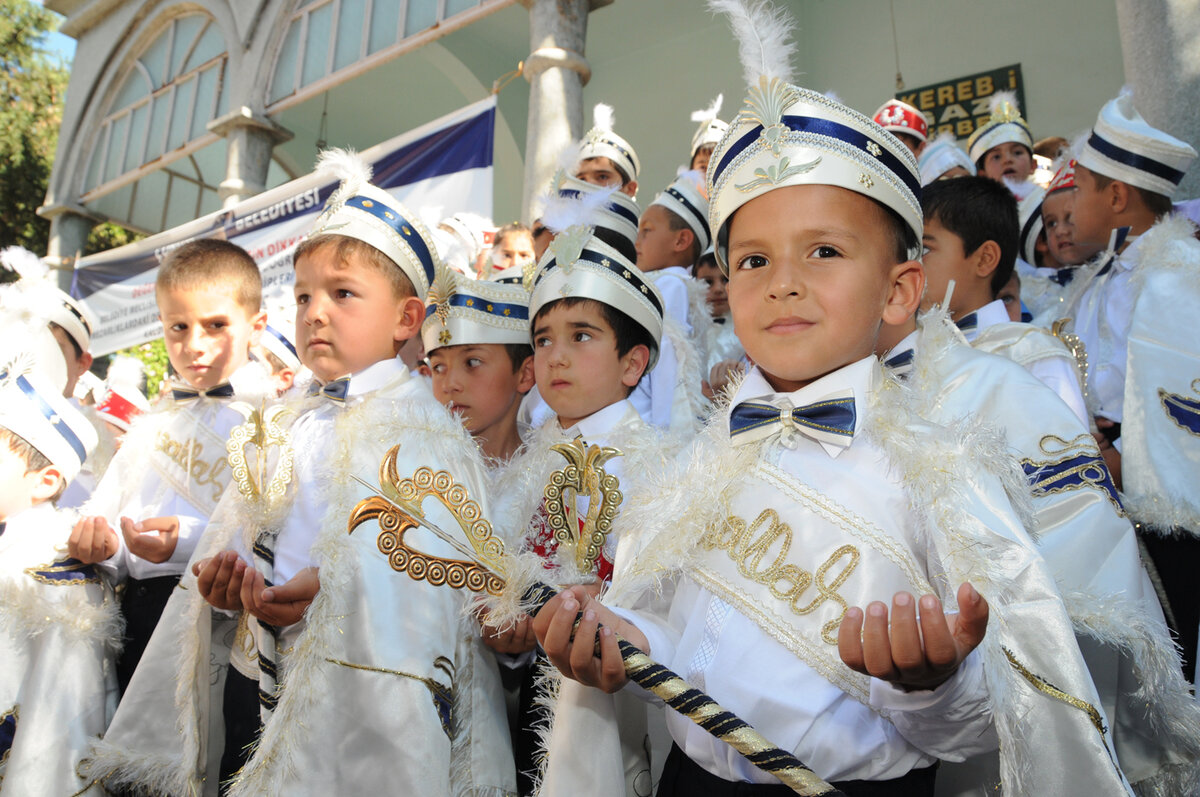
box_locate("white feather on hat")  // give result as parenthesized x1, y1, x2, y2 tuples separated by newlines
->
(314, 148, 372, 208)
(592, 103, 614, 133)
(690, 94, 724, 125)
(708, 0, 796, 87)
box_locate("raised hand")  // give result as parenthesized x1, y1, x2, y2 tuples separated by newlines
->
(837, 582, 989, 691)
(68, 516, 119, 563)
(242, 566, 320, 627)
(194, 550, 249, 610)
(119, 515, 180, 563)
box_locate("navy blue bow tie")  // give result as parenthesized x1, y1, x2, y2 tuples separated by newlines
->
(883, 347, 915, 378)
(308, 377, 350, 402)
(729, 394, 857, 449)
(172, 383, 234, 402)
(954, 312, 978, 335)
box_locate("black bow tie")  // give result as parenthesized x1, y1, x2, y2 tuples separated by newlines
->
(307, 377, 350, 402)
(171, 383, 234, 402)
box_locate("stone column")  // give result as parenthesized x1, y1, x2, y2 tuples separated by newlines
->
(40, 204, 97, 293)
(519, 0, 612, 222)
(1114, 0, 1200, 199)
(208, 107, 293, 209)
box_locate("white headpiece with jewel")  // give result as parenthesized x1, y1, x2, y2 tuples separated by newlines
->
(306, 149, 444, 297)
(690, 94, 730, 157)
(1076, 87, 1197, 199)
(421, 268, 531, 353)
(967, 91, 1033, 165)
(0, 355, 97, 482)
(578, 103, 641, 184)
(0, 246, 95, 355)
(706, 0, 922, 274)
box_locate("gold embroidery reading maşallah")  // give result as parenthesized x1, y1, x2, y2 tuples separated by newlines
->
(703, 507, 859, 644)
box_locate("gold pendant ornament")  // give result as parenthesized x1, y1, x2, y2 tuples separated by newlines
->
(542, 437, 623, 576)
(226, 401, 295, 510)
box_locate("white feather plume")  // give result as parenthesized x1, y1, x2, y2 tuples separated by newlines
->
(105, 355, 146, 393)
(539, 183, 619, 235)
(314, 148, 372, 206)
(592, 103, 614, 133)
(1, 246, 49, 282)
(929, 130, 958, 149)
(988, 90, 1020, 114)
(690, 93, 724, 124)
(1006, 176, 1038, 201)
(708, 0, 796, 87)
(555, 138, 584, 177)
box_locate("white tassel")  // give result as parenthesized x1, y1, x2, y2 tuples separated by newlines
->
(690, 93, 724, 124)
(592, 102, 614, 133)
(314, 147, 372, 206)
(988, 89, 1020, 115)
(538, 183, 618, 235)
(708, 0, 797, 87)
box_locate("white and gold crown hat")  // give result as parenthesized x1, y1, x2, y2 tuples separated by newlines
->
(651, 170, 711, 252)
(422, 269, 531, 354)
(554, 171, 641, 257)
(706, 0, 922, 274)
(305, 148, 443, 297)
(1, 246, 96, 354)
(690, 94, 730, 158)
(578, 103, 640, 183)
(917, 131, 977, 186)
(1077, 87, 1197, 199)
(0, 353, 97, 483)
(529, 194, 664, 368)
(966, 91, 1033, 165)
(262, 300, 302, 371)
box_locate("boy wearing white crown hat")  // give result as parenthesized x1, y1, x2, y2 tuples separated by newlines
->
(83, 150, 514, 796)
(490, 212, 687, 795)
(917, 131, 975, 186)
(968, 91, 1035, 185)
(532, 2, 1133, 794)
(576, 103, 640, 198)
(1059, 88, 1200, 684)
(873, 98, 928, 158)
(689, 94, 729, 176)
(0, 353, 118, 797)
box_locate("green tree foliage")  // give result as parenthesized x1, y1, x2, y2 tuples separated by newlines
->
(118, 338, 171, 400)
(0, 0, 69, 253)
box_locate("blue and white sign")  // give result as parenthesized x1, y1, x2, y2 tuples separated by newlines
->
(75, 97, 496, 356)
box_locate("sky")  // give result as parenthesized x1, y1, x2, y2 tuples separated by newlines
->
(32, 0, 76, 64)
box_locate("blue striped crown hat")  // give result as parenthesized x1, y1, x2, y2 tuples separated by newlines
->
(554, 171, 641, 257)
(651, 171, 711, 252)
(691, 94, 730, 158)
(529, 230, 664, 369)
(306, 148, 443, 297)
(422, 269, 531, 354)
(1077, 87, 1197, 199)
(578, 103, 641, 184)
(0, 355, 97, 483)
(918, 131, 976, 186)
(706, 80, 923, 274)
(966, 91, 1033, 165)
(261, 301, 301, 371)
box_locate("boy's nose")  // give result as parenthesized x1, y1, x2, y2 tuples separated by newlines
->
(766, 262, 803, 298)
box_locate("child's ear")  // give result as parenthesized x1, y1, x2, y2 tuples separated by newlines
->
(1110, 180, 1131, 215)
(674, 228, 695, 255)
(393, 296, 426, 343)
(972, 241, 1002, 280)
(274, 367, 297, 396)
(516, 355, 536, 394)
(619, 344, 651, 387)
(249, 310, 268, 346)
(30, 465, 64, 504)
(882, 260, 925, 326)
(621, 180, 638, 198)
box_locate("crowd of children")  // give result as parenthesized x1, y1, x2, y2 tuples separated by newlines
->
(3, 0, 1200, 794)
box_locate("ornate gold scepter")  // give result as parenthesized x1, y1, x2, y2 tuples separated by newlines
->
(347, 443, 843, 797)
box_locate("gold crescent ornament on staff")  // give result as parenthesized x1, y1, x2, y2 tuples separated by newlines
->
(345, 444, 843, 797)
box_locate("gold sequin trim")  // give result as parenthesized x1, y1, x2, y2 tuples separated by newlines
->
(1002, 646, 1113, 752)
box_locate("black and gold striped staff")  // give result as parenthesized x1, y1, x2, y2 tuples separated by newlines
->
(349, 445, 843, 797)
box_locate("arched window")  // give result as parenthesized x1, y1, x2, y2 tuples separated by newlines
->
(81, 14, 229, 228)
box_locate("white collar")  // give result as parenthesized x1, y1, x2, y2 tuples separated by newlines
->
(733, 356, 877, 458)
(648, 265, 691, 280)
(320, 357, 410, 400)
(960, 299, 1010, 342)
(560, 399, 638, 441)
(883, 328, 920, 363)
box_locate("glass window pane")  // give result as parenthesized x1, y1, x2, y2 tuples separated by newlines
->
(164, 175, 202, 230)
(198, 187, 221, 218)
(270, 20, 302, 103)
(190, 66, 218, 140)
(84, 125, 108, 191)
(368, 0, 400, 54)
(301, 3, 334, 87)
(87, 184, 135, 227)
(140, 27, 170, 89)
(112, 69, 150, 113)
(333, 0, 367, 72)
(145, 94, 170, 161)
(129, 169, 170, 231)
(404, 0, 438, 37)
(170, 16, 206, 79)
(166, 78, 196, 151)
(191, 139, 226, 188)
(103, 113, 129, 183)
(184, 23, 225, 72)
(445, 0, 479, 16)
(123, 104, 149, 172)
(265, 157, 291, 190)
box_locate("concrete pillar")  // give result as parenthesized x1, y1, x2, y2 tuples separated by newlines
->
(1114, 0, 1200, 199)
(40, 205, 97, 293)
(519, 0, 612, 222)
(208, 107, 293, 209)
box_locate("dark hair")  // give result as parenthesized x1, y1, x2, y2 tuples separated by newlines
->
(493, 222, 531, 249)
(661, 206, 703, 265)
(49, 321, 84, 360)
(532, 297, 654, 392)
(156, 239, 262, 313)
(1034, 136, 1069, 160)
(581, 156, 631, 187)
(292, 234, 417, 299)
(921, 176, 1018, 297)
(693, 249, 718, 276)
(0, 428, 64, 502)
(593, 227, 637, 263)
(1089, 172, 1175, 218)
(503, 343, 533, 372)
